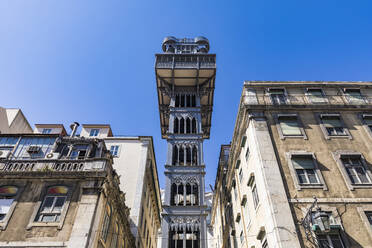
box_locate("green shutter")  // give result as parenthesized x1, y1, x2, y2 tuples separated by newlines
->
(321, 116, 342, 128)
(279, 117, 302, 135)
(292, 156, 314, 169)
(241, 136, 247, 147)
(235, 159, 241, 169)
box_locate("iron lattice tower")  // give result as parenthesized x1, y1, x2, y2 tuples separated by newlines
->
(155, 37, 216, 248)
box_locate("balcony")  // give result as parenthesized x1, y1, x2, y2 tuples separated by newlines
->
(155, 54, 216, 69)
(0, 159, 107, 174)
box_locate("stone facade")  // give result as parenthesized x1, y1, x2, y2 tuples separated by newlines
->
(79, 124, 162, 248)
(0, 107, 32, 134)
(0, 134, 135, 248)
(212, 81, 372, 248)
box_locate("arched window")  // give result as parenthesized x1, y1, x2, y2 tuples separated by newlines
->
(169, 229, 183, 248)
(35, 186, 69, 222)
(186, 183, 192, 206)
(179, 146, 184, 166)
(192, 118, 197, 133)
(180, 118, 185, 134)
(186, 95, 191, 107)
(171, 183, 177, 205)
(186, 146, 191, 165)
(177, 184, 184, 205)
(192, 146, 198, 165)
(175, 95, 180, 107)
(193, 184, 199, 205)
(186, 118, 191, 133)
(172, 145, 178, 165)
(0, 185, 18, 221)
(180, 94, 185, 107)
(174, 118, 179, 134)
(191, 95, 196, 107)
(186, 229, 200, 248)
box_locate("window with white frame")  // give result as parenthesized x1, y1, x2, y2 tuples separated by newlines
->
(110, 145, 120, 157)
(341, 156, 371, 184)
(35, 186, 68, 222)
(42, 128, 52, 134)
(0, 186, 18, 222)
(269, 88, 287, 105)
(320, 115, 348, 137)
(292, 155, 319, 184)
(306, 88, 327, 103)
(278, 115, 303, 136)
(343, 88, 365, 104)
(89, 129, 100, 137)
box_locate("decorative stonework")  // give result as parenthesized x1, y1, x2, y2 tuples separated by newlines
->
(172, 175, 199, 185)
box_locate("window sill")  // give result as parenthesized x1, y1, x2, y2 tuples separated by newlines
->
(26, 221, 64, 230)
(296, 184, 327, 191)
(281, 135, 307, 140)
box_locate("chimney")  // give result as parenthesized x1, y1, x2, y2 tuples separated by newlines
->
(69, 122, 80, 137)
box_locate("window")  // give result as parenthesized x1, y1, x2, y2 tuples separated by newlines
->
(288, 152, 327, 190)
(238, 169, 243, 182)
(110, 222, 119, 248)
(241, 136, 247, 147)
(306, 88, 327, 103)
(89, 129, 100, 137)
(101, 203, 112, 242)
(341, 156, 371, 184)
(110, 145, 120, 157)
(70, 144, 89, 159)
(239, 231, 244, 244)
(343, 88, 365, 104)
(42, 128, 52, 134)
(262, 238, 268, 248)
(366, 212, 372, 229)
(292, 155, 319, 184)
(35, 186, 68, 222)
(245, 147, 250, 162)
(269, 88, 287, 105)
(319, 114, 350, 138)
(278, 116, 302, 136)
(361, 114, 372, 136)
(248, 176, 259, 209)
(0, 186, 18, 222)
(317, 234, 345, 248)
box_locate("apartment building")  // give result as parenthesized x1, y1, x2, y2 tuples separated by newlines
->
(0, 131, 135, 247)
(213, 81, 372, 248)
(79, 124, 162, 248)
(0, 107, 32, 134)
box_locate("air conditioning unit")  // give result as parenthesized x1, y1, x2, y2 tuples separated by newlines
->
(27, 146, 41, 154)
(45, 152, 60, 160)
(0, 150, 10, 159)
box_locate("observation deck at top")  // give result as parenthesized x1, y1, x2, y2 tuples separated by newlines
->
(155, 36, 216, 139)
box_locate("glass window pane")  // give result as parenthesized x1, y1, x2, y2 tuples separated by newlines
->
(355, 167, 370, 183)
(296, 169, 308, 184)
(308, 89, 326, 103)
(364, 117, 372, 125)
(41, 215, 56, 222)
(345, 168, 358, 184)
(330, 234, 344, 248)
(0, 199, 14, 214)
(41, 196, 55, 212)
(53, 197, 66, 213)
(279, 117, 302, 136)
(306, 169, 319, 184)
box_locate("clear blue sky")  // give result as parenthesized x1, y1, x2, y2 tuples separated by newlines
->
(1, 1, 372, 189)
